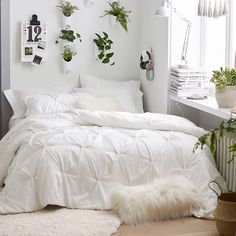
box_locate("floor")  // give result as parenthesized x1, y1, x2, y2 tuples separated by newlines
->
(114, 217, 220, 236)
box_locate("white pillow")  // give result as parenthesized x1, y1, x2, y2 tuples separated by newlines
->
(79, 74, 141, 90)
(78, 74, 143, 113)
(73, 87, 143, 113)
(25, 93, 79, 117)
(77, 93, 122, 112)
(4, 84, 76, 120)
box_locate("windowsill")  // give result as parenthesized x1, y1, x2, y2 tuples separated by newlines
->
(169, 94, 236, 120)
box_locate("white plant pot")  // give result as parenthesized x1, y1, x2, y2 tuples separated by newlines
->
(94, 44, 99, 60)
(110, 15, 118, 28)
(63, 16, 71, 28)
(63, 59, 72, 74)
(215, 86, 236, 108)
(84, 0, 95, 8)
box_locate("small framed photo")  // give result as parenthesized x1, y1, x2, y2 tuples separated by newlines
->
(32, 55, 42, 65)
(25, 47, 33, 56)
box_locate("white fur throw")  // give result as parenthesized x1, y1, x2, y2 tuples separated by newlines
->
(111, 176, 206, 225)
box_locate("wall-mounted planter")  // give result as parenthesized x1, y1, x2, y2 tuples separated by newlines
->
(110, 15, 118, 27)
(84, 0, 95, 8)
(63, 16, 71, 28)
(63, 59, 72, 74)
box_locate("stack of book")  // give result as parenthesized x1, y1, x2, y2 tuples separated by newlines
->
(169, 66, 211, 97)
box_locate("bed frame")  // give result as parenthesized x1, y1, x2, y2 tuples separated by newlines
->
(0, 0, 11, 138)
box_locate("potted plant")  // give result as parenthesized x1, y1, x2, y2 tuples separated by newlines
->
(194, 118, 236, 236)
(57, 1, 79, 17)
(211, 67, 236, 108)
(62, 45, 77, 62)
(56, 28, 82, 44)
(93, 32, 115, 66)
(100, 1, 131, 32)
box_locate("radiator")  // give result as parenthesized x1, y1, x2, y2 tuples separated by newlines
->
(215, 134, 236, 192)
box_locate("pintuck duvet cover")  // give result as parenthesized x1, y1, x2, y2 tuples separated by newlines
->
(0, 110, 222, 216)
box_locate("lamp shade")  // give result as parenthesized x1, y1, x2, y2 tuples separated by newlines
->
(155, 0, 170, 17)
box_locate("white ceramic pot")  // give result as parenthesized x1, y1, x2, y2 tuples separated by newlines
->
(63, 16, 71, 28)
(63, 59, 72, 74)
(110, 15, 118, 27)
(215, 86, 236, 108)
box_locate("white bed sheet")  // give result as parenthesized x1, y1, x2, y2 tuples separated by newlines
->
(0, 110, 223, 216)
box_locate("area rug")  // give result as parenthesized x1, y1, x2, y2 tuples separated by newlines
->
(0, 206, 121, 236)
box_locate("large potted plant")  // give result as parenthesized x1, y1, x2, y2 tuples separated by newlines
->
(194, 118, 236, 236)
(211, 67, 236, 108)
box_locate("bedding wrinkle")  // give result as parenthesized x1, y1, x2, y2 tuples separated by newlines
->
(0, 110, 221, 216)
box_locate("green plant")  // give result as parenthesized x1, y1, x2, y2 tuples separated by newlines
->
(56, 28, 82, 44)
(100, 1, 131, 32)
(57, 1, 79, 17)
(194, 118, 236, 163)
(94, 32, 115, 66)
(63, 45, 77, 62)
(211, 67, 236, 92)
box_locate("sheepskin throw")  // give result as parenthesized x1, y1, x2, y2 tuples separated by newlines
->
(0, 207, 121, 236)
(111, 176, 206, 225)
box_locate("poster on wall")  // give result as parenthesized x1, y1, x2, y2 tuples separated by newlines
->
(21, 16, 47, 65)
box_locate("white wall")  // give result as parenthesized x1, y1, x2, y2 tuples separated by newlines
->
(10, 0, 141, 89)
(139, 0, 171, 113)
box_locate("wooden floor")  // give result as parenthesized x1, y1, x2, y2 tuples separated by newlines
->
(114, 218, 220, 236)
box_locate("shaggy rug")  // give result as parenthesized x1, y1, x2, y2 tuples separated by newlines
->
(0, 206, 121, 236)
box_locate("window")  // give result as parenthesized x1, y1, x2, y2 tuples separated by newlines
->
(201, 0, 236, 70)
(171, 0, 236, 70)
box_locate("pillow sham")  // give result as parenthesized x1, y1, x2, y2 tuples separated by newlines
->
(77, 93, 122, 112)
(25, 93, 79, 117)
(4, 84, 76, 120)
(79, 74, 141, 90)
(72, 87, 143, 113)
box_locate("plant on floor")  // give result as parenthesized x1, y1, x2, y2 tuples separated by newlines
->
(94, 32, 115, 66)
(193, 118, 236, 162)
(62, 45, 77, 62)
(100, 1, 131, 32)
(56, 28, 82, 44)
(211, 67, 236, 92)
(57, 1, 79, 17)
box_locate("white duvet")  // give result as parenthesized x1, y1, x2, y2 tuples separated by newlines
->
(0, 110, 222, 215)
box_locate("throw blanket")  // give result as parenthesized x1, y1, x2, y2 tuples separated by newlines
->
(0, 110, 221, 215)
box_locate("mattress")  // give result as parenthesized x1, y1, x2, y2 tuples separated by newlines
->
(0, 110, 223, 216)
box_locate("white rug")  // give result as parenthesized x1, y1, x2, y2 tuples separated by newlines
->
(0, 206, 121, 236)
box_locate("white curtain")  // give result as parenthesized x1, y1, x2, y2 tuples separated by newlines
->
(198, 0, 229, 17)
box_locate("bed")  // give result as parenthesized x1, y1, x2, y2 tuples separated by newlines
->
(0, 74, 223, 217)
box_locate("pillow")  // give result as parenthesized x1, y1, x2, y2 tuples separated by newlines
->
(25, 93, 79, 117)
(72, 87, 143, 113)
(79, 74, 141, 90)
(77, 93, 122, 112)
(4, 84, 76, 120)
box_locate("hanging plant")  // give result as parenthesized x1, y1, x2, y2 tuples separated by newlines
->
(62, 45, 77, 62)
(57, 1, 79, 17)
(55, 28, 82, 44)
(94, 32, 115, 66)
(100, 1, 131, 32)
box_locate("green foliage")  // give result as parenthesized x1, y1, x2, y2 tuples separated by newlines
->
(211, 67, 236, 92)
(94, 32, 115, 66)
(56, 28, 82, 44)
(101, 1, 131, 32)
(63, 45, 77, 62)
(193, 118, 236, 163)
(57, 1, 79, 17)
